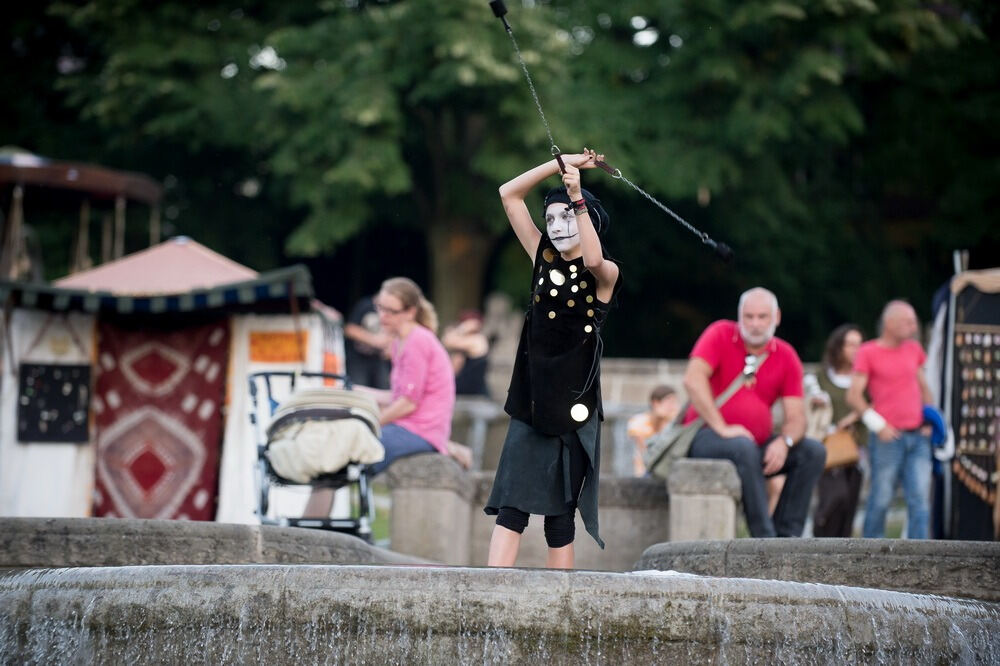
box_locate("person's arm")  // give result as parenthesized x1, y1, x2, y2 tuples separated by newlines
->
(353, 385, 392, 406)
(560, 161, 620, 301)
(379, 396, 417, 425)
(383, 333, 430, 425)
(343, 323, 391, 351)
(847, 372, 899, 442)
(917, 368, 934, 405)
(761, 396, 806, 475)
(498, 149, 602, 260)
(683, 357, 753, 440)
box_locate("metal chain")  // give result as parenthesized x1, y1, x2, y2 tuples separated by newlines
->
(502, 26, 559, 156)
(497, 10, 715, 249)
(615, 172, 711, 244)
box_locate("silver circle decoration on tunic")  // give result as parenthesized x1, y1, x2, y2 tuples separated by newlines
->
(549, 269, 566, 286)
(571, 403, 590, 422)
(550, 288, 558, 297)
(571, 285, 579, 293)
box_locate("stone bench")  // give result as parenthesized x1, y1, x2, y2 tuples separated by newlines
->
(665, 458, 742, 542)
(385, 454, 747, 568)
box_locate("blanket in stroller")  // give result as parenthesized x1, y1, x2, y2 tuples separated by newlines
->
(265, 388, 384, 484)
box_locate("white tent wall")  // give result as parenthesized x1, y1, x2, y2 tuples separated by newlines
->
(0, 309, 97, 516)
(216, 312, 343, 524)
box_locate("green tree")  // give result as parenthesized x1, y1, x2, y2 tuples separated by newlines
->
(256, 1, 571, 322)
(543, 0, 987, 355)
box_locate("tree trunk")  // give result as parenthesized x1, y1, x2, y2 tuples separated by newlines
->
(428, 222, 495, 330)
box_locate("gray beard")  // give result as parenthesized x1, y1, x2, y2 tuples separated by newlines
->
(739, 321, 776, 347)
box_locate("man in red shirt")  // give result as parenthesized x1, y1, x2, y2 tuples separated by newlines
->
(682, 287, 826, 537)
(847, 300, 933, 538)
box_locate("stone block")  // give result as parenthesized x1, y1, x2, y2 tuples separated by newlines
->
(385, 453, 474, 564)
(666, 458, 742, 498)
(668, 494, 738, 542)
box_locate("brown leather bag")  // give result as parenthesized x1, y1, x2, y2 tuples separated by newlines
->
(823, 429, 860, 469)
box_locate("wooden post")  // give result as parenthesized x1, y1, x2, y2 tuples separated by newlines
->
(101, 213, 113, 264)
(0, 185, 25, 279)
(149, 204, 161, 246)
(114, 195, 126, 259)
(71, 198, 92, 274)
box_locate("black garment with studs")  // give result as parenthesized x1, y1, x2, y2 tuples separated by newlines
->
(504, 234, 621, 436)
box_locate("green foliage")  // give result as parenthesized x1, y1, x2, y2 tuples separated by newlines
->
(5, 0, 996, 357)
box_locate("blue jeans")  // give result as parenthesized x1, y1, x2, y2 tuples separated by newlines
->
(688, 427, 827, 538)
(368, 424, 436, 476)
(862, 430, 931, 539)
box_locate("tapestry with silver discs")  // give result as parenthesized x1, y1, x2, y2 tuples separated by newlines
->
(952, 326, 999, 507)
(17, 363, 91, 443)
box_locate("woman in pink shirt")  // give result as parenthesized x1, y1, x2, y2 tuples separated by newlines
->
(365, 277, 456, 475)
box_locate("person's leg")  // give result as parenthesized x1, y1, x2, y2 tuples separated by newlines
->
(863, 433, 904, 538)
(901, 432, 932, 539)
(489, 506, 529, 566)
(689, 427, 774, 537)
(541, 434, 589, 568)
(368, 424, 436, 476)
(812, 468, 842, 538)
(766, 475, 786, 516)
(772, 437, 826, 537)
(543, 512, 576, 569)
(840, 464, 864, 537)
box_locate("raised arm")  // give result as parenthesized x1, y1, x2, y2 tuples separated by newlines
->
(498, 159, 559, 259)
(560, 160, 619, 301)
(498, 149, 604, 261)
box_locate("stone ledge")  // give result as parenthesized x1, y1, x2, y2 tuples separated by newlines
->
(635, 538, 1000, 603)
(666, 459, 741, 498)
(384, 452, 475, 501)
(0, 518, 423, 568)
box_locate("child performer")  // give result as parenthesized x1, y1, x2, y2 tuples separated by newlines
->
(485, 149, 622, 569)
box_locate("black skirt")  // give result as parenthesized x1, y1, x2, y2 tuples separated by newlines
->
(484, 411, 603, 548)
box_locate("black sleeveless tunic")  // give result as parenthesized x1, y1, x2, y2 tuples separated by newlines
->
(485, 235, 621, 547)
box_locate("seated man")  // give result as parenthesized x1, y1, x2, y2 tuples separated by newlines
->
(627, 385, 680, 476)
(681, 287, 826, 537)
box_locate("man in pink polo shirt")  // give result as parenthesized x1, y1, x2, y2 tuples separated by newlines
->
(682, 287, 826, 537)
(847, 300, 934, 538)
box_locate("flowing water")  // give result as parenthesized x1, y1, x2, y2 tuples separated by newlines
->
(2, 565, 998, 664)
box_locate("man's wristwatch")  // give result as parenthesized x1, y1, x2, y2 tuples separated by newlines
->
(781, 435, 795, 448)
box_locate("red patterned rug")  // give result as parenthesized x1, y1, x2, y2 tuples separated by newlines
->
(93, 320, 229, 520)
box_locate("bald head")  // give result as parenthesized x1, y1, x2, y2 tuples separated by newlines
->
(738, 287, 780, 348)
(879, 299, 918, 343)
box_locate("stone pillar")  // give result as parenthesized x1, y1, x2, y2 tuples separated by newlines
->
(666, 459, 741, 541)
(384, 453, 473, 565)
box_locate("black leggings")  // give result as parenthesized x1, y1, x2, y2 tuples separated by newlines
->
(495, 435, 588, 548)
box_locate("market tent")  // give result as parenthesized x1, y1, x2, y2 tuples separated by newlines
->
(0, 237, 343, 522)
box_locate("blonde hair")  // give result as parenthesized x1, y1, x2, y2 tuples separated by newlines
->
(380, 277, 439, 333)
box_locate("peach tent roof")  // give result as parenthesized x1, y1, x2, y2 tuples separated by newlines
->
(53, 236, 258, 295)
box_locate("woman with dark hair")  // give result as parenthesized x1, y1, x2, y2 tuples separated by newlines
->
(484, 149, 621, 569)
(811, 323, 868, 537)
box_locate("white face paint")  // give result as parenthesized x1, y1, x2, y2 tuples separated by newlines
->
(545, 203, 580, 253)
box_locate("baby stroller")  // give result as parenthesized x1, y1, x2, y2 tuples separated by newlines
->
(248, 371, 383, 542)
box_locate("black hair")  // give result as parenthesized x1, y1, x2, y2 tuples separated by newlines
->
(542, 186, 611, 236)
